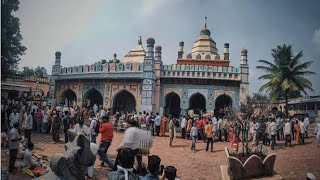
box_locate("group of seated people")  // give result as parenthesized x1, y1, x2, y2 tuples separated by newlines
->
(109, 148, 178, 180)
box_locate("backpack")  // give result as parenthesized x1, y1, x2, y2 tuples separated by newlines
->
(94, 119, 100, 134)
(174, 119, 179, 128)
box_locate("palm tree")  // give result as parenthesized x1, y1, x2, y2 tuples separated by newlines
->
(256, 44, 315, 116)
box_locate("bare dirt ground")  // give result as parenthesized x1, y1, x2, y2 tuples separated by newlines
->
(2, 123, 320, 180)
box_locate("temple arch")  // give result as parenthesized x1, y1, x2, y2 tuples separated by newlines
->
(112, 90, 136, 114)
(189, 93, 206, 115)
(164, 92, 181, 118)
(83, 88, 103, 108)
(61, 89, 77, 107)
(214, 94, 232, 117)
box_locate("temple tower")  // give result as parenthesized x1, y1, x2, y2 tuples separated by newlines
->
(49, 51, 62, 106)
(240, 48, 249, 104)
(141, 37, 156, 113)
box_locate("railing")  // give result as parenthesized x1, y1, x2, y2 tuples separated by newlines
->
(60, 62, 143, 75)
(161, 70, 241, 80)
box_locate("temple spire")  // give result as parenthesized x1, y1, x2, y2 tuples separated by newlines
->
(138, 36, 142, 45)
(204, 16, 207, 28)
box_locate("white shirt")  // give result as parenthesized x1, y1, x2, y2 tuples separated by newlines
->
(119, 127, 153, 150)
(300, 121, 306, 133)
(88, 119, 97, 135)
(180, 117, 187, 128)
(100, 109, 105, 117)
(212, 117, 217, 125)
(22, 149, 37, 168)
(43, 114, 49, 123)
(304, 117, 310, 126)
(315, 122, 320, 137)
(74, 124, 88, 134)
(284, 122, 291, 135)
(9, 113, 20, 127)
(70, 108, 75, 118)
(269, 122, 277, 135)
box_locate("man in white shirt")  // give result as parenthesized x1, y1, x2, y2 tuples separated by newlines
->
(153, 113, 162, 136)
(9, 109, 20, 128)
(304, 115, 310, 138)
(93, 104, 98, 115)
(300, 119, 306, 145)
(100, 108, 106, 118)
(180, 115, 187, 139)
(284, 119, 291, 147)
(268, 119, 277, 150)
(211, 115, 218, 137)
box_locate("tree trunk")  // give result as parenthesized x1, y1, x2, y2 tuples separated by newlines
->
(285, 89, 289, 116)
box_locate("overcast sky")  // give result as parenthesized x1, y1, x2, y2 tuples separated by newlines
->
(15, 0, 320, 95)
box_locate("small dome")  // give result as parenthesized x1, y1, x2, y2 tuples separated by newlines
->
(155, 45, 162, 51)
(200, 27, 211, 36)
(179, 41, 184, 46)
(55, 51, 61, 57)
(241, 48, 248, 53)
(224, 43, 229, 48)
(146, 37, 155, 44)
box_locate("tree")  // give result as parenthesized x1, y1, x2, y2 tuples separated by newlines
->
(34, 66, 47, 77)
(1, 0, 27, 79)
(256, 44, 315, 116)
(21, 66, 34, 76)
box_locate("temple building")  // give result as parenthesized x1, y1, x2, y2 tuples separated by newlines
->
(49, 20, 249, 117)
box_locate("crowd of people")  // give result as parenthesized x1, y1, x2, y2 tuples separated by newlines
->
(2, 97, 320, 179)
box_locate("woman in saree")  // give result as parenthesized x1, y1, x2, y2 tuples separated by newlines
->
(51, 111, 62, 142)
(160, 116, 167, 137)
(294, 120, 301, 145)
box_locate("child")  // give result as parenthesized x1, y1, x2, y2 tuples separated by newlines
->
(190, 123, 198, 153)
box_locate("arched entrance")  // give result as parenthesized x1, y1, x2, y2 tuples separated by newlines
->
(214, 94, 232, 117)
(83, 88, 103, 108)
(61, 89, 77, 107)
(112, 90, 136, 114)
(189, 93, 206, 115)
(164, 92, 181, 118)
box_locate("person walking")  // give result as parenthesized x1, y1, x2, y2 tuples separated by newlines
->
(88, 117, 99, 143)
(8, 123, 22, 174)
(300, 119, 306, 145)
(9, 109, 20, 128)
(63, 111, 72, 143)
(294, 120, 301, 145)
(315, 120, 320, 148)
(153, 113, 161, 136)
(35, 109, 43, 133)
(180, 115, 187, 139)
(304, 115, 310, 138)
(25, 111, 33, 143)
(284, 119, 292, 147)
(205, 120, 214, 152)
(98, 116, 114, 168)
(169, 117, 174, 146)
(190, 123, 198, 153)
(160, 116, 167, 137)
(186, 117, 193, 140)
(268, 119, 277, 150)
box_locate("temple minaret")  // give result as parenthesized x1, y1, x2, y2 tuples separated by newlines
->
(154, 45, 162, 113)
(49, 51, 62, 106)
(141, 37, 156, 113)
(240, 48, 249, 104)
(178, 41, 184, 59)
(224, 43, 229, 60)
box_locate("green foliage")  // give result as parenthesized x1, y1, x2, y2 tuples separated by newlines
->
(256, 44, 315, 115)
(34, 66, 47, 77)
(1, 0, 27, 79)
(21, 66, 34, 76)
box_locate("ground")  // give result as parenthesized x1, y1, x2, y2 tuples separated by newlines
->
(1, 123, 320, 180)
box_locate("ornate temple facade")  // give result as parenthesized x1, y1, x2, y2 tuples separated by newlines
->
(49, 22, 249, 116)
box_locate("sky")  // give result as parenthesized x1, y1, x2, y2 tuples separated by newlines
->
(15, 0, 320, 96)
